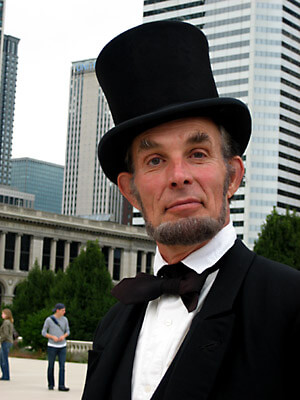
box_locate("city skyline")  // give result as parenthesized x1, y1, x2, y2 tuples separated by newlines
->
(4, 0, 143, 166)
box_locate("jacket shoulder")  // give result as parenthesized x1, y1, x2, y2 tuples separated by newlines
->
(92, 303, 130, 349)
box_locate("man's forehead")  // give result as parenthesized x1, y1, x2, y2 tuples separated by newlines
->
(134, 117, 219, 150)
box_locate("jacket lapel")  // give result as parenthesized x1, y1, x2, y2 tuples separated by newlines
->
(82, 302, 147, 400)
(152, 240, 256, 400)
(110, 307, 146, 400)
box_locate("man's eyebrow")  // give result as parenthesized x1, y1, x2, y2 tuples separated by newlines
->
(187, 131, 211, 145)
(137, 131, 211, 152)
(137, 138, 160, 152)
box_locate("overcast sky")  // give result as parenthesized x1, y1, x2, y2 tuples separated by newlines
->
(4, 0, 143, 165)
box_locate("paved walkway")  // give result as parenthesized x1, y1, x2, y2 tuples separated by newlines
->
(0, 357, 88, 399)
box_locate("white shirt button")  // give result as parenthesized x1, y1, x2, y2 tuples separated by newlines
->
(144, 385, 152, 393)
(164, 319, 172, 326)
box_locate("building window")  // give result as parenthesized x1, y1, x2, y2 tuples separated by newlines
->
(101, 246, 109, 269)
(136, 250, 142, 274)
(113, 248, 122, 281)
(55, 240, 65, 272)
(70, 241, 79, 263)
(42, 238, 51, 270)
(20, 235, 30, 271)
(4, 232, 15, 270)
(146, 253, 152, 274)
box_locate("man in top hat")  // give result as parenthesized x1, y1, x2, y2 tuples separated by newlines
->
(82, 21, 300, 400)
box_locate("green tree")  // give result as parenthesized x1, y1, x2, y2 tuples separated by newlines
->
(254, 207, 300, 270)
(12, 262, 56, 330)
(20, 307, 52, 352)
(50, 240, 116, 340)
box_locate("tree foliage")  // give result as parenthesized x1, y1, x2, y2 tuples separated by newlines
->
(50, 240, 116, 341)
(20, 307, 53, 352)
(12, 261, 56, 329)
(11, 241, 116, 350)
(254, 207, 300, 270)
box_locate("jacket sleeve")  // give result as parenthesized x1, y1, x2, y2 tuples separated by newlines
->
(0, 320, 13, 343)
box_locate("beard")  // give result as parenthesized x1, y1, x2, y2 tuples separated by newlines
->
(131, 173, 230, 246)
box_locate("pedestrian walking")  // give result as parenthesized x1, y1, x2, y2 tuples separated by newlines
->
(42, 303, 70, 391)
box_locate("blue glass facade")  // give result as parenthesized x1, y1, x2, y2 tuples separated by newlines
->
(11, 158, 64, 214)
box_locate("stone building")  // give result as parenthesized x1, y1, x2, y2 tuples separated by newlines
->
(0, 204, 155, 304)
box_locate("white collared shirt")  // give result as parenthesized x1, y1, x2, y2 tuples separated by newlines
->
(131, 223, 237, 400)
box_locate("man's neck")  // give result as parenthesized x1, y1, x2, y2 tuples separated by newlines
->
(54, 312, 62, 319)
(157, 221, 232, 264)
(158, 240, 210, 265)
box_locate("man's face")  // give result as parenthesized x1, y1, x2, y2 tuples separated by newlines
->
(118, 117, 243, 247)
(56, 308, 66, 317)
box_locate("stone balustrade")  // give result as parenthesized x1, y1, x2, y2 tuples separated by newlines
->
(67, 339, 93, 353)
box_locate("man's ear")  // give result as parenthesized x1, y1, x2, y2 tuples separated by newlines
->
(227, 156, 245, 199)
(118, 172, 141, 210)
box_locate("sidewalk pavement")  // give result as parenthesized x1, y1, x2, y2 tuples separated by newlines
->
(0, 356, 88, 399)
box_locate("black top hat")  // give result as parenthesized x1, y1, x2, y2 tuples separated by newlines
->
(96, 20, 251, 184)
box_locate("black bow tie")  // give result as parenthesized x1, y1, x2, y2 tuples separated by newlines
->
(111, 262, 220, 312)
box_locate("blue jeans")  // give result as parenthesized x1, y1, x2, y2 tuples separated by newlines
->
(0, 341, 13, 380)
(47, 346, 67, 388)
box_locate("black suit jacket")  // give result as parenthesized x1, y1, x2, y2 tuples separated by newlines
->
(82, 240, 300, 399)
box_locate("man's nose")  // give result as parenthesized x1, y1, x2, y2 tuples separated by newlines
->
(167, 160, 193, 188)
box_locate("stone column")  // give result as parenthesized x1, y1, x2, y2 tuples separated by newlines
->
(119, 248, 125, 279)
(79, 242, 86, 254)
(77, 242, 81, 256)
(0, 232, 6, 270)
(122, 248, 138, 278)
(50, 239, 57, 272)
(64, 241, 71, 271)
(29, 236, 43, 269)
(13, 234, 22, 271)
(108, 247, 114, 278)
(150, 252, 155, 273)
(141, 251, 147, 273)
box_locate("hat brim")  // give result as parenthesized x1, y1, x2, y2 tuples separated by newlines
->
(98, 97, 251, 184)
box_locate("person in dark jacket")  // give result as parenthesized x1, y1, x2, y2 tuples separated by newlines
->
(82, 21, 300, 400)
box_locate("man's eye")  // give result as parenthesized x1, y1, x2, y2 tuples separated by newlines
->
(192, 151, 205, 159)
(148, 157, 161, 166)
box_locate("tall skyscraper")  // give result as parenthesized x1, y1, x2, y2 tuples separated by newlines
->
(143, 0, 300, 247)
(0, 0, 5, 78)
(11, 157, 64, 214)
(62, 59, 123, 223)
(0, 34, 19, 185)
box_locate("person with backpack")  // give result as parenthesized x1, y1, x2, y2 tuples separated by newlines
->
(42, 303, 70, 391)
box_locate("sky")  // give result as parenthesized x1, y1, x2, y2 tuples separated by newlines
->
(4, 0, 143, 166)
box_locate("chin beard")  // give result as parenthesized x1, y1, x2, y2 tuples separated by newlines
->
(145, 212, 226, 246)
(131, 168, 230, 246)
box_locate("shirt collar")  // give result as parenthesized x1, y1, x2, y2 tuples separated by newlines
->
(153, 222, 237, 276)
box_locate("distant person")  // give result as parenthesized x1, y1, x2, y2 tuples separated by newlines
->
(0, 308, 14, 381)
(42, 303, 70, 391)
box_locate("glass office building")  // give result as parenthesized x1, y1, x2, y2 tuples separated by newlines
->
(11, 158, 64, 214)
(143, 0, 300, 247)
(62, 59, 123, 224)
(0, 32, 19, 185)
(0, 0, 5, 79)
